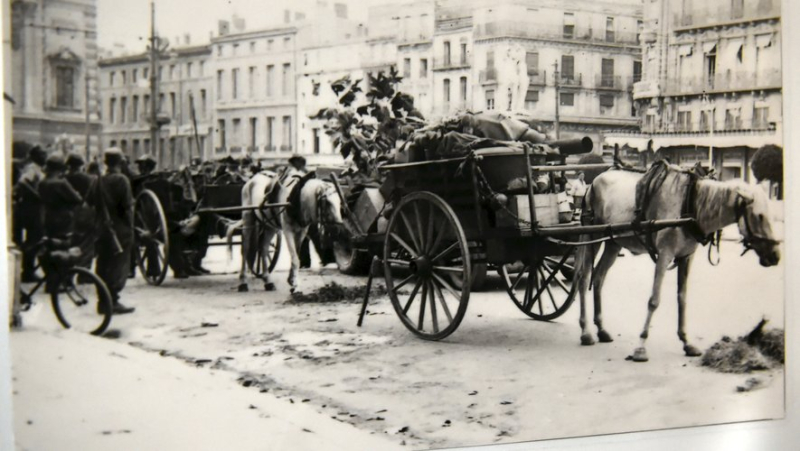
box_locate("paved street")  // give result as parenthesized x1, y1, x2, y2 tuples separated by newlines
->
(11, 232, 785, 450)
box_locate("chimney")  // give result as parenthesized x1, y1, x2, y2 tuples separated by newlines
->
(218, 20, 230, 36)
(334, 3, 348, 19)
(232, 15, 246, 32)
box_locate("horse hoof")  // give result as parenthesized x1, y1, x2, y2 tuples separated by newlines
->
(684, 344, 702, 357)
(238, 284, 249, 293)
(630, 347, 649, 362)
(580, 334, 595, 346)
(264, 282, 276, 292)
(598, 330, 614, 343)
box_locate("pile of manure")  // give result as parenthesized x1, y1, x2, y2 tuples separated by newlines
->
(287, 281, 388, 304)
(701, 319, 784, 374)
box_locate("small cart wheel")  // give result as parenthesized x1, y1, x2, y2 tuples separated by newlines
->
(384, 192, 471, 340)
(499, 248, 577, 321)
(333, 235, 371, 275)
(134, 189, 170, 286)
(253, 232, 282, 276)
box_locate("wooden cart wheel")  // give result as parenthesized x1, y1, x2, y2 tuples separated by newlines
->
(134, 189, 170, 286)
(253, 232, 282, 276)
(499, 248, 577, 321)
(384, 192, 471, 340)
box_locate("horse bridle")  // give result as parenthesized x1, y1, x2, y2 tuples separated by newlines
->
(315, 185, 341, 228)
(733, 194, 779, 255)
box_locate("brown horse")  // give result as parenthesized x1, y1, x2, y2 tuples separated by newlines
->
(574, 164, 780, 362)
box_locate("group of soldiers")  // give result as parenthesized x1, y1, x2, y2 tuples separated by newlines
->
(13, 144, 141, 314)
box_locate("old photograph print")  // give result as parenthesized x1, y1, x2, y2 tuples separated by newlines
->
(4, 0, 786, 449)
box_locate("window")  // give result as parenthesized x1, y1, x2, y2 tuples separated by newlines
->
(54, 66, 75, 108)
(460, 77, 467, 102)
(158, 66, 163, 81)
(266, 65, 275, 96)
(637, 20, 643, 44)
(200, 89, 207, 116)
(524, 90, 539, 110)
(143, 67, 149, 80)
(731, 0, 744, 19)
(266, 117, 275, 150)
(170, 65, 176, 80)
(144, 139, 150, 154)
(170, 92, 177, 118)
(601, 58, 615, 87)
(121, 70, 127, 85)
(218, 119, 227, 148)
(699, 110, 711, 131)
(249, 117, 257, 149)
(486, 89, 495, 110)
(284, 37, 291, 49)
(282, 63, 291, 96)
(313, 128, 320, 154)
(420, 58, 428, 78)
(132, 140, 141, 159)
(705, 46, 717, 89)
(633, 61, 642, 83)
(232, 118, 242, 147)
(132, 69, 138, 83)
(119, 97, 128, 124)
(217, 70, 225, 98)
(282, 116, 292, 151)
(560, 92, 574, 106)
(444, 41, 451, 65)
(460, 42, 468, 65)
(132, 95, 139, 120)
(403, 58, 411, 77)
(677, 110, 692, 131)
(109, 71, 115, 86)
(561, 55, 575, 80)
(605, 17, 615, 42)
(563, 13, 575, 39)
(217, 45, 223, 57)
(599, 94, 614, 108)
(109, 98, 116, 123)
(724, 108, 742, 130)
(232, 68, 239, 99)
(187, 62, 193, 78)
(144, 94, 150, 115)
(249, 66, 256, 96)
(267, 39, 274, 51)
(526, 52, 539, 75)
(752, 106, 769, 128)
(233, 43, 239, 56)
(250, 41, 256, 53)
(443, 78, 451, 103)
(199, 61, 205, 76)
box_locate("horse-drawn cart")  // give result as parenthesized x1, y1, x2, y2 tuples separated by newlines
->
(334, 141, 697, 340)
(132, 173, 283, 285)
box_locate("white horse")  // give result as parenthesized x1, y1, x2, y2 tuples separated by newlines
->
(229, 172, 282, 292)
(574, 163, 780, 362)
(278, 175, 344, 292)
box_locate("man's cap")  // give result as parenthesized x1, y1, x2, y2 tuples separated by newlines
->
(66, 152, 84, 167)
(104, 147, 125, 164)
(45, 154, 67, 171)
(288, 154, 306, 165)
(136, 153, 157, 164)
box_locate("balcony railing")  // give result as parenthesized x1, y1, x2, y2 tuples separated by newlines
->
(433, 56, 471, 70)
(673, 2, 780, 31)
(666, 69, 781, 95)
(596, 74, 627, 90)
(528, 71, 547, 86)
(474, 20, 639, 45)
(479, 67, 497, 83)
(479, 69, 547, 86)
(663, 119, 776, 134)
(558, 73, 582, 87)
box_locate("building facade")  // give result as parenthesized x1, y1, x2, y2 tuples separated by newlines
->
(629, 0, 782, 181)
(11, 0, 102, 156)
(99, 44, 214, 169)
(211, 26, 298, 163)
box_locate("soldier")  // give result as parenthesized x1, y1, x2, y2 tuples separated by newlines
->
(13, 145, 48, 282)
(213, 156, 246, 185)
(135, 153, 157, 178)
(39, 154, 83, 239)
(91, 148, 136, 314)
(65, 152, 98, 269)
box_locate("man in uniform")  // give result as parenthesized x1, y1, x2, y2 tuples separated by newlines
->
(135, 153, 157, 178)
(65, 152, 97, 269)
(92, 148, 135, 314)
(13, 145, 47, 282)
(39, 154, 83, 238)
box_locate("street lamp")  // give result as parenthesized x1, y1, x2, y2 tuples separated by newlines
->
(702, 92, 714, 171)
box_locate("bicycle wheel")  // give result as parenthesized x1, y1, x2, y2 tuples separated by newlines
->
(51, 267, 113, 336)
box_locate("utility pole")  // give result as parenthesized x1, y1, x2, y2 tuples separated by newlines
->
(553, 60, 560, 140)
(84, 70, 91, 160)
(149, 1, 159, 163)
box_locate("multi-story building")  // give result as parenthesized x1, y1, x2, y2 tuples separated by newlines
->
(211, 25, 298, 162)
(392, 1, 436, 119)
(431, 2, 474, 118)
(99, 43, 214, 169)
(470, 0, 642, 144)
(628, 0, 782, 181)
(11, 0, 102, 156)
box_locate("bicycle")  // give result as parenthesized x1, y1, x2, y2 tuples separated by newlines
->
(19, 237, 113, 336)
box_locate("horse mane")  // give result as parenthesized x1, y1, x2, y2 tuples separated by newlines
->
(693, 179, 741, 234)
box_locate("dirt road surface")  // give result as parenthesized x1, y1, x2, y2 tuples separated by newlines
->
(11, 236, 785, 450)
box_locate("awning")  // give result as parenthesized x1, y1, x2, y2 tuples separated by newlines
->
(756, 33, 773, 48)
(604, 135, 653, 152)
(651, 132, 782, 149)
(702, 42, 717, 53)
(678, 44, 693, 56)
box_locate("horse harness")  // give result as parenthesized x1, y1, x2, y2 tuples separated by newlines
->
(733, 194, 779, 256)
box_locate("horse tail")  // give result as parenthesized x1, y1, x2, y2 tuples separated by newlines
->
(226, 219, 243, 261)
(574, 186, 595, 290)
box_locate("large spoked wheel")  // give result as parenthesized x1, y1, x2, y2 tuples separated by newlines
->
(384, 192, 471, 341)
(51, 267, 113, 336)
(499, 248, 577, 321)
(253, 232, 282, 276)
(134, 189, 169, 285)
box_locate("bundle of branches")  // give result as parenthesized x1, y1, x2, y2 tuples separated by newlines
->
(311, 68, 425, 179)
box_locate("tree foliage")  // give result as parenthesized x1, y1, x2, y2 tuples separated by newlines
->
(751, 144, 783, 183)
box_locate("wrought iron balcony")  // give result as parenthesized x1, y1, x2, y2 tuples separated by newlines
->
(474, 21, 639, 45)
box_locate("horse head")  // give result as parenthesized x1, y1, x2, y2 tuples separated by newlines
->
(734, 185, 780, 267)
(315, 181, 344, 226)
